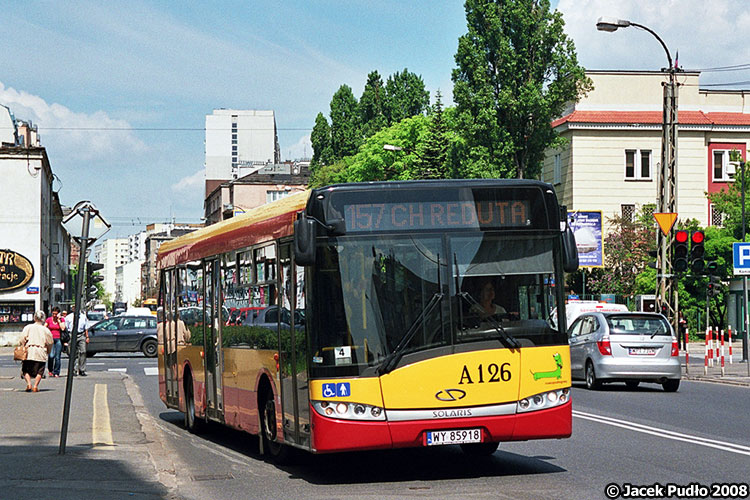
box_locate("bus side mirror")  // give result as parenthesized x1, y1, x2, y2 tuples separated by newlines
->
(294, 216, 316, 266)
(562, 226, 579, 273)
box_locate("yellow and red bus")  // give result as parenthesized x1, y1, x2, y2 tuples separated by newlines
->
(157, 179, 579, 461)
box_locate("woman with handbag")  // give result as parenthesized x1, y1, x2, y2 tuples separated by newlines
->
(18, 310, 54, 392)
(45, 306, 65, 377)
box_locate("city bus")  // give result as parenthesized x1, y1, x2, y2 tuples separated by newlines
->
(156, 179, 579, 461)
(142, 298, 158, 315)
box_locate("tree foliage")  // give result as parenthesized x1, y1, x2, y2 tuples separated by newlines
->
(359, 71, 388, 138)
(384, 68, 431, 125)
(451, 0, 591, 179)
(310, 112, 333, 170)
(329, 85, 361, 159)
(414, 90, 450, 179)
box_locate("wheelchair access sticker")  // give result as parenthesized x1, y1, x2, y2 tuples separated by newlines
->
(322, 382, 351, 398)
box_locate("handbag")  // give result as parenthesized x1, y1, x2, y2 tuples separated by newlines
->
(60, 329, 70, 344)
(13, 345, 27, 361)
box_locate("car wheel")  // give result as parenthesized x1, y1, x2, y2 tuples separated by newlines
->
(460, 441, 499, 456)
(141, 339, 158, 358)
(184, 375, 203, 433)
(260, 391, 291, 464)
(625, 380, 640, 390)
(585, 361, 602, 390)
(662, 379, 680, 392)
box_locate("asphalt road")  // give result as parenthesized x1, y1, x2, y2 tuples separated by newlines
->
(58, 355, 750, 500)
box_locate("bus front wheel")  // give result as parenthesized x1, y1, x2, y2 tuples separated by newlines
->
(261, 392, 291, 463)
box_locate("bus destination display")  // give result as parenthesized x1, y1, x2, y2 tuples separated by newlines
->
(343, 200, 531, 232)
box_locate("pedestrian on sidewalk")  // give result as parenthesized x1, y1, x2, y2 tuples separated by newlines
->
(678, 311, 688, 349)
(19, 311, 53, 392)
(45, 306, 65, 377)
(65, 305, 89, 376)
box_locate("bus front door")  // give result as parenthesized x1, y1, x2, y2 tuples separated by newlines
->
(162, 269, 179, 407)
(204, 259, 224, 421)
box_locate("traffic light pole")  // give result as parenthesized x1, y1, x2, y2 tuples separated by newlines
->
(59, 208, 91, 455)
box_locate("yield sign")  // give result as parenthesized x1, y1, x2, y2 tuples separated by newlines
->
(653, 213, 678, 236)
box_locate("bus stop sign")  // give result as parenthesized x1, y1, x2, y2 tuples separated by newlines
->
(733, 242, 750, 275)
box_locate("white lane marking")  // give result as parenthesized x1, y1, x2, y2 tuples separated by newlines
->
(87, 362, 106, 365)
(573, 410, 750, 457)
(92, 384, 114, 447)
(108, 368, 127, 373)
(144, 367, 158, 376)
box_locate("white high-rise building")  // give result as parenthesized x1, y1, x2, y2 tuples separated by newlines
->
(94, 238, 129, 301)
(205, 109, 280, 197)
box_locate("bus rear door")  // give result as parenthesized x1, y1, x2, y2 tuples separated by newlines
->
(204, 258, 225, 421)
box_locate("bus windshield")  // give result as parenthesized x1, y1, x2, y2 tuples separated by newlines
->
(309, 232, 564, 377)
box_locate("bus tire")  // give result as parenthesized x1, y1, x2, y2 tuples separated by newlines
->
(184, 373, 203, 433)
(585, 361, 601, 390)
(260, 389, 291, 464)
(460, 441, 499, 456)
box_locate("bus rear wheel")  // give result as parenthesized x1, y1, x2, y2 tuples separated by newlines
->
(184, 376, 203, 433)
(261, 392, 291, 463)
(460, 441, 499, 456)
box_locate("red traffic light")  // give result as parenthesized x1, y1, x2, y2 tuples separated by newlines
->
(675, 230, 689, 243)
(691, 231, 704, 244)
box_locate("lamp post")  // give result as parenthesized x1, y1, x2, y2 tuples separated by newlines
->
(597, 17, 680, 331)
(59, 201, 110, 454)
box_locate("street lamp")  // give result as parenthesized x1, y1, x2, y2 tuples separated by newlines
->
(597, 16, 679, 332)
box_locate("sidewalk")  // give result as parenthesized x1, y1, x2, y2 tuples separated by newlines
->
(0, 348, 175, 499)
(681, 340, 750, 386)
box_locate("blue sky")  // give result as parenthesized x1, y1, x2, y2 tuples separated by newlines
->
(4, 0, 750, 239)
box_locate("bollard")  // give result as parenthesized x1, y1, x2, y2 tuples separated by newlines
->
(705, 328, 710, 374)
(708, 327, 714, 367)
(728, 326, 734, 364)
(721, 329, 725, 376)
(685, 327, 689, 373)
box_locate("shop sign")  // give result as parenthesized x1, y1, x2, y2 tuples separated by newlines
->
(0, 249, 35, 292)
(26, 287, 39, 294)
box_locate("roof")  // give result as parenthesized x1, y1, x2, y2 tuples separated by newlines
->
(157, 190, 309, 268)
(551, 110, 750, 128)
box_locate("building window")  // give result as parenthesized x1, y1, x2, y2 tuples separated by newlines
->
(625, 150, 652, 180)
(621, 204, 635, 222)
(710, 204, 724, 227)
(712, 150, 735, 182)
(267, 190, 291, 203)
(553, 154, 562, 185)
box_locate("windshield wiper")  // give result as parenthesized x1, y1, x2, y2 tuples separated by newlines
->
(453, 254, 519, 350)
(456, 291, 520, 349)
(378, 292, 444, 375)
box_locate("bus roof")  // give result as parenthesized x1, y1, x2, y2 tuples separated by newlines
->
(157, 190, 309, 269)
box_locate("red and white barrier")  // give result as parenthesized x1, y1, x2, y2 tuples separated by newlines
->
(707, 327, 714, 368)
(720, 329, 726, 376)
(715, 327, 720, 360)
(728, 326, 734, 364)
(684, 327, 689, 367)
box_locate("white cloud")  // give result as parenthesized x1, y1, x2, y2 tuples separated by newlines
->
(172, 168, 204, 192)
(558, 0, 750, 82)
(0, 81, 146, 161)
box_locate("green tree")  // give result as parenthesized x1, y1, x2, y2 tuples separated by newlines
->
(359, 70, 388, 138)
(707, 150, 749, 239)
(415, 90, 450, 179)
(311, 112, 333, 169)
(384, 68, 431, 125)
(329, 85, 361, 159)
(452, 0, 591, 179)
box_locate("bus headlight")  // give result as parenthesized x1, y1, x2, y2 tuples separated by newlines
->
(312, 401, 386, 421)
(517, 389, 570, 413)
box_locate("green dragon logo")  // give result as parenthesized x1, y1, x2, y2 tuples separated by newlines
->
(531, 353, 563, 380)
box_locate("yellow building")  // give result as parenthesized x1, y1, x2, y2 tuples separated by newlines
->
(544, 70, 750, 232)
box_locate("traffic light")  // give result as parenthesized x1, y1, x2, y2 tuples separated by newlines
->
(706, 260, 719, 275)
(708, 275, 721, 298)
(673, 230, 689, 272)
(86, 262, 104, 301)
(690, 231, 705, 273)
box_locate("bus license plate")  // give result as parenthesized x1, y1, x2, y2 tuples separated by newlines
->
(425, 428, 482, 446)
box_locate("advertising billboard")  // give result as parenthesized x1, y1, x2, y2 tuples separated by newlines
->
(568, 211, 603, 268)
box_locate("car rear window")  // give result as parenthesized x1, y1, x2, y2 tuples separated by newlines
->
(606, 315, 670, 336)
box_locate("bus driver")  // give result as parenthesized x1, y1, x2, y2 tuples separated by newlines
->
(470, 279, 507, 320)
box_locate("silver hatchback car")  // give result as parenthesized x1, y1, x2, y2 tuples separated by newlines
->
(568, 312, 681, 392)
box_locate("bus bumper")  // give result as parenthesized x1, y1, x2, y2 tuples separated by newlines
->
(310, 400, 571, 453)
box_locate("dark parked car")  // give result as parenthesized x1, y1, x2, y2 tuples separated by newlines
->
(241, 305, 304, 330)
(87, 315, 158, 357)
